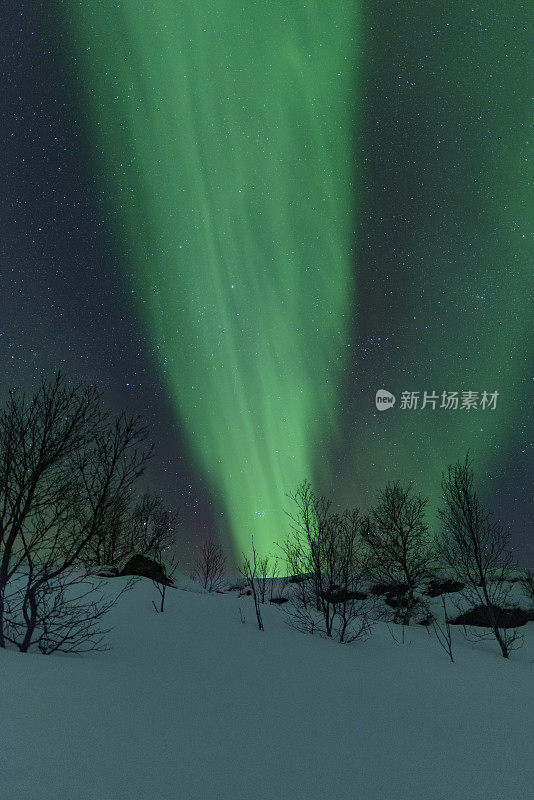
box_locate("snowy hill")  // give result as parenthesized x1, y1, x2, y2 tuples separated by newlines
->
(2, 574, 534, 800)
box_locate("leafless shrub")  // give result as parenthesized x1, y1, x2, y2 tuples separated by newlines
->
(435, 453, 522, 659)
(3, 569, 135, 654)
(269, 556, 281, 602)
(83, 491, 178, 570)
(0, 373, 150, 653)
(256, 555, 272, 604)
(193, 539, 226, 592)
(280, 481, 372, 643)
(228, 579, 247, 592)
(364, 481, 433, 625)
(150, 506, 180, 613)
(386, 622, 411, 646)
(239, 538, 264, 631)
(431, 596, 455, 663)
(520, 571, 534, 605)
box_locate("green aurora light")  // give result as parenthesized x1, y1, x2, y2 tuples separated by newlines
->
(67, 2, 361, 558)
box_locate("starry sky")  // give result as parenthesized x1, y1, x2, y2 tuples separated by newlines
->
(2, 2, 533, 568)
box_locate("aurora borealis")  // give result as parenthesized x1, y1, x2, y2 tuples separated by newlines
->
(2, 2, 533, 566)
(65, 2, 360, 560)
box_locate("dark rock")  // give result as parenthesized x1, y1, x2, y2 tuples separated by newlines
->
(418, 615, 435, 627)
(287, 572, 314, 584)
(384, 594, 408, 609)
(370, 582, 409, 597)
(121, 554, 176, 587)
(270, 597, 289, 604)
(425, 579, 465, 597)
(369, 583, 390, 596)
(94, 566, 120, 577)
(448, 604, 534, 629)
(320, 588, 368, 604)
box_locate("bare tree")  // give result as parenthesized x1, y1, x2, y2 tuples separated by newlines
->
(0, 373, 151, 653)
(3, 567, 134, 655)
(520, 570, 534, 607)
(143, 498, 180, 613)
(150, 547, 179, 614)
(81, 492, 130, 569)
(364, 481, 433, 625)
(134, 494, 179, 561)
(435, 454, 521, 659)
(269, 556, 281, 602)
(282, 480, 331, 616)
(431, 596, 455, 663)
(256, 555, 270, 604)
(239, 538, 264, 631)
(280, 481, 371, 643)
(333, 510, 373, 642)
(83, 491, 178, 570)
(193, 539, 226, 592)
(253, 553, 285, 604)
(151, 555, 178, 613)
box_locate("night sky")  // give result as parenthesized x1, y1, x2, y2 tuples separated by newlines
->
(2, 2, 533, 568)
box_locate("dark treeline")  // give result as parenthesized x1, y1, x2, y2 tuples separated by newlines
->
(0, 373, 525, 661)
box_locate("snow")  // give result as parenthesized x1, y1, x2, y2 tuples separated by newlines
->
(2, 575, 534, 800)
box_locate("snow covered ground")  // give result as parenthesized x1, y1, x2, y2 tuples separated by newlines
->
(2, 574, 534, 800)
